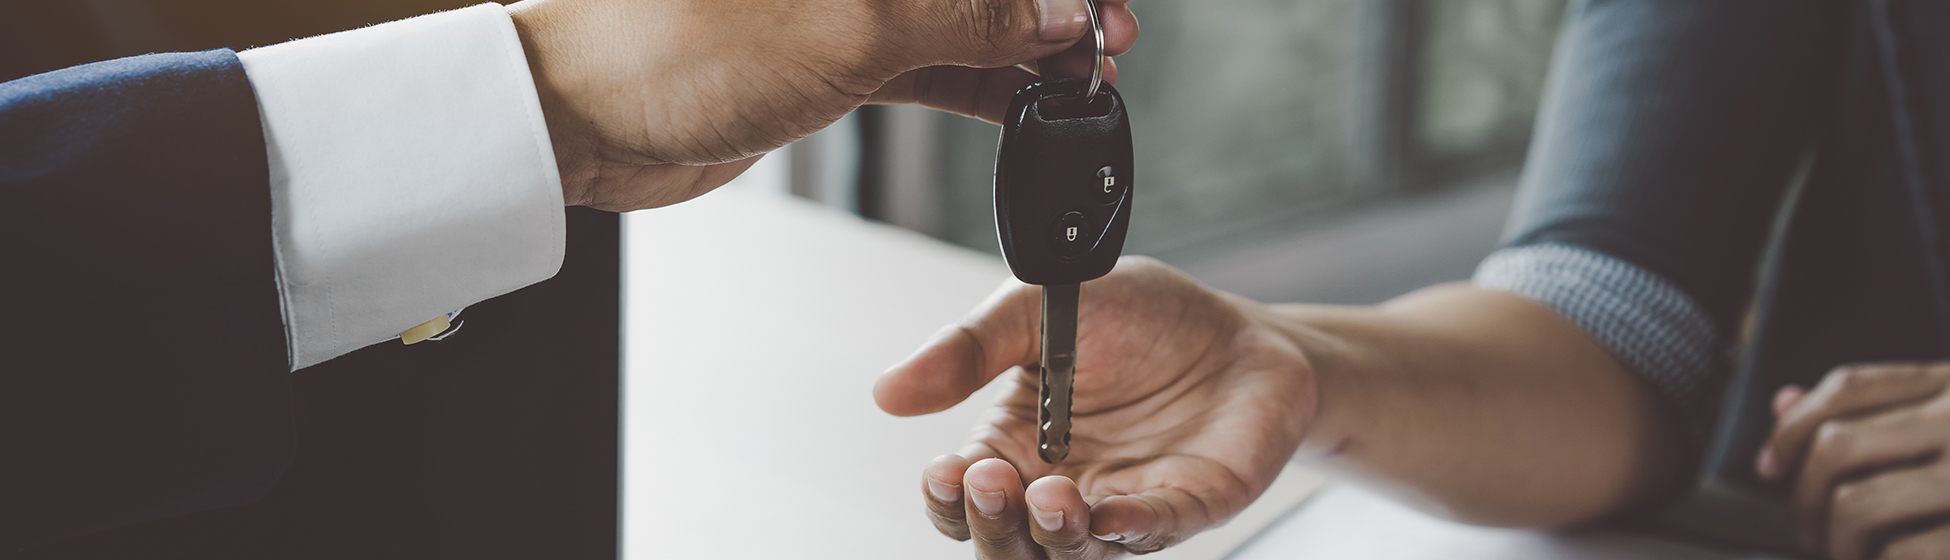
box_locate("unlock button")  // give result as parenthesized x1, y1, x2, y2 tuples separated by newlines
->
(1093, 166, 1123, 204)
(1050, 211, 1090, 258)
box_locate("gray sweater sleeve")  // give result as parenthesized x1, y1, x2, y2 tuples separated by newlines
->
(1474, 243, 1720, 429)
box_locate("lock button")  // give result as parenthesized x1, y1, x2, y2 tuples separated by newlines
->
(1050, 211, 1090, 258)
(1093, 166, 1123, 204)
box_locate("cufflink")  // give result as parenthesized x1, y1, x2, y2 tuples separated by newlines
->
(400, 309, 466, 344)
(400, 315, 451, 345)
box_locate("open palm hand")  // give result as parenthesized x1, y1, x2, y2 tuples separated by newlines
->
(875, 257, 1318, 559)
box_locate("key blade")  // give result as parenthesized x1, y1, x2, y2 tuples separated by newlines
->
(1039, 283, 1080, 463)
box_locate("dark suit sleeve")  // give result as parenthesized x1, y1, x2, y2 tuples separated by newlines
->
(0, 49, 293, 553)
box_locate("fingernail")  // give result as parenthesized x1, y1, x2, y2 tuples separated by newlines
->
(1756, 449, 1779, 479)
(927, 478, 961, 503)
(1092, 531, 1124, 542)
(1031, 504, 1065, 531)
(971, 489, 1006, 517)
(1037, 0, 1090, 42)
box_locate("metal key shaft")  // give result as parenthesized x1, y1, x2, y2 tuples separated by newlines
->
(1038, 283, 1079, 463)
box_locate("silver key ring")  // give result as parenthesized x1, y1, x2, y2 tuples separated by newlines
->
(1084, 0, 1105, 102)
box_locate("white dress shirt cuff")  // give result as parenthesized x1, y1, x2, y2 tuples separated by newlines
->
(238, 3, 566, 371)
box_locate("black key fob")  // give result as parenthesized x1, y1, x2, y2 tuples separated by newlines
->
(994, 78, 1135, 286)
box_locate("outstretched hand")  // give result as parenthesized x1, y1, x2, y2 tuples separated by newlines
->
(507, 0, 1138, 212)
(874, 257, 1317, 558)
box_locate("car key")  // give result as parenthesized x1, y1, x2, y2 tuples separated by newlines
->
(992, 1, 1133, 463)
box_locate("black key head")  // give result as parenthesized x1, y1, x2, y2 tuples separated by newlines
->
(994, 78, 1135, 286)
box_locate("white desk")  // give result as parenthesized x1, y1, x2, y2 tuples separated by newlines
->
(620, 175, 1318, 559)
(1230, 484, 1788, 560)
(619, 164, 1779, 560)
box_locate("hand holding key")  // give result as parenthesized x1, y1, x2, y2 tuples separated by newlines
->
(874, 258, 1319, 558)
(507, 0, 1138, 212)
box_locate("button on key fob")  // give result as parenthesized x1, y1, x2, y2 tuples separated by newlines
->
(993, 77, 1134, 463)
(995, 78, 1134, 285)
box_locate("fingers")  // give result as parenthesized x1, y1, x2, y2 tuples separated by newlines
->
(965, 458, 1044, 559)
(924, 454, 976, 541)
(872, 0, 1136, 124)
(1089, 488, 1220, 554)
(1036, 40, 1124, 83)
(1760, 364, 1950, 480)
(1100, 2, 1139, 57)
(1034, 1, 1136, 81)
(1793, 406, 1950, 545)
(871, 55, 1121, 125)
(930, 458, 1133, 559)
(1776, 385, 1808, 416)
(1881, 523, 1950, 560)
(874, 280, 1041, 417)
(885, 0, 1086, 70)
(1824, 463, 1950, 560)
(1034, 2, 1137, 79)
(1025, 476, 1125, 560)
(867, 66, 1041, 124)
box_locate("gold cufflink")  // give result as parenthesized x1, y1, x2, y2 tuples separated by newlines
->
(399, 315, 452, 345)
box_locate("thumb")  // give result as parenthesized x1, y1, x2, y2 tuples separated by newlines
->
(874, 279, 1043, 417)
(884, 0, 1096, 70)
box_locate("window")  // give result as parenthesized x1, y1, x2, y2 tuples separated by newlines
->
(789, 0, 1564, 301)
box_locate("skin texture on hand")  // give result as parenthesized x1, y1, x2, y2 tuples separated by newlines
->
(503, 0, 1137, 211)
(877, 257, 1687, 559)
(1757, 363, 1950, 560)
(877, 257, 1318, 558)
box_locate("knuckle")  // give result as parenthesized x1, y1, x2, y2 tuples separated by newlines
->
(1123, 535, 1184, 555)
(927, 499, 966, 520)
(1832, 366, 1872, 392)
(972, 527, 1023, 550)
(947, 0, 1037, 59)
(1041, 537, 1091, 556)
(904, 66, 942, 106)
(1816, 421, 1856, 456)
(1832, 481, 1870, 518)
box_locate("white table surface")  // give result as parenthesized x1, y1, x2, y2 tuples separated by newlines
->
(1230, 484, 1789, 560)
(618, 157, 1784, 560)
(619, 162, 1318, 560)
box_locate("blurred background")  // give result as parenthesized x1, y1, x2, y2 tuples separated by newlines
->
(795, 0, 1564, 304)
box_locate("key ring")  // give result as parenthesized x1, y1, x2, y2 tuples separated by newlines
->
(1083, 0, 1105, 102)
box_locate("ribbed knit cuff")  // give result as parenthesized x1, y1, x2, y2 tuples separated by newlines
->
(1474, 243, 1720, 427)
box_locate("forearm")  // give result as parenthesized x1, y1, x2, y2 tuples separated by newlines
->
(1265, 283, 1686, 528)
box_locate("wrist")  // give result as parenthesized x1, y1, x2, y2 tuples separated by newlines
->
(1258, 303, 1372, 460)
(508, 0, 598, 207)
